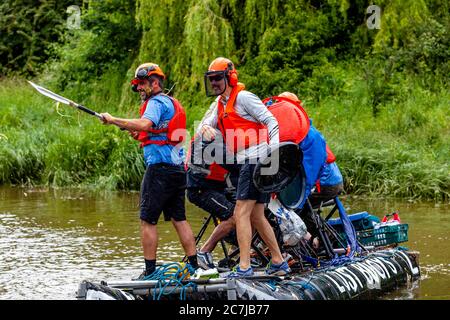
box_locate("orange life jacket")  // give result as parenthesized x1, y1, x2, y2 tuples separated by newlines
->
(263, 96, 310, 144)
(138, 94, 186, 148)
(264, 96, 336, 164)
(217, 83, 268, 153)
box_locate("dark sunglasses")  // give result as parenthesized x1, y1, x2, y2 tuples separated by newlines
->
(207, 74, 225, 82)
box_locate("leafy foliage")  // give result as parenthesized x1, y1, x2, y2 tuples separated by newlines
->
(0, 0, 81, 76)
(0, 0, 449, 200)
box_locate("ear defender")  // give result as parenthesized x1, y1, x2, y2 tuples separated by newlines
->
(227, 62, 238, 87)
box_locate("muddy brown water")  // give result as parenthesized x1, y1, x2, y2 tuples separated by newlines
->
(0, 186, 448, 300)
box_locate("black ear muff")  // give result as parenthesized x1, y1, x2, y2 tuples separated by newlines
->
(227, 62, 238, 86)
(131, 84, 138, 92)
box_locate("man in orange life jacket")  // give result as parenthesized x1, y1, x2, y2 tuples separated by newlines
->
(199, 57, 290, 277)
(100, 63, 199, 278)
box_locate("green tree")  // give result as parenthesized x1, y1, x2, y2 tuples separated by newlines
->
(0, 0, 81, 76)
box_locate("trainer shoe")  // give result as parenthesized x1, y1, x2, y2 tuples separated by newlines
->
(185, 263, 199, 277)
(265, 260, 291, 276)
(133, 268, 154, 281)
(197, 251, 215, 270)
(227, 266, 254, 278)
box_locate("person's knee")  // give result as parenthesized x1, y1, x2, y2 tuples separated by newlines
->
(250, 212, 267, 226)
(171, 218, 188, 228)
(227, 216, 236, 227)
(141, 218, 157, 229)
(235, 199, 254, 212)
(140, 219, 158, 239)
(218, 217, 236, 231)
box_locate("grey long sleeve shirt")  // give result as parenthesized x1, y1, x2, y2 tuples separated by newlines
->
(199, 90, 279, 162)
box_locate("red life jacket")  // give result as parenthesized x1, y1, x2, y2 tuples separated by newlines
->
(326, 144, 336, 163)
(206, 163, 229, 181)
(217, 83, 268, 153)
(263, 96, 310, 144)
(263, 96, 336, 164)
(138, 94, 186, 148)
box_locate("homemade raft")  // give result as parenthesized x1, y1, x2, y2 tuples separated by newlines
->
(77, 248, 420, 300)
(77, 144, 421, 300)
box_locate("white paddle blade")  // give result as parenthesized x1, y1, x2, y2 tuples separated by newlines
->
(28, 81, 74, 106)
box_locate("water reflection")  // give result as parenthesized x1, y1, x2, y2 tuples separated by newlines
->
(0, 187, 448, 299)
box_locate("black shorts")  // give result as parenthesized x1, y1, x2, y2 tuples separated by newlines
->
(140, 163, 186, 225)
(187, 188, 235, 221)
(236, 162, 270, 203)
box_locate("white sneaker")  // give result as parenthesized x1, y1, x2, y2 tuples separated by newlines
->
(197, 251, 215, 269)
(191, 267, 219, 280)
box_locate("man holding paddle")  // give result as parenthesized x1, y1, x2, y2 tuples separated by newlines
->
(100, 63, 199, 279)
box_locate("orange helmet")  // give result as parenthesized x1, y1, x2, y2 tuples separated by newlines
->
(204, 57, 238, 96)
(131, 63, 165, 92)
(279, 92, 299, 102)
(279, 92, 303, 107)
(208, 57, 232, 71)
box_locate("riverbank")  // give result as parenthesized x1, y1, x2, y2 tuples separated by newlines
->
(0, 75, 448, 201)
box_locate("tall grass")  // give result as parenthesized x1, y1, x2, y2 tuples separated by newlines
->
(0, 62, 448, 201)
(302, 62, 450, 201)
(0, 78, 144, 190)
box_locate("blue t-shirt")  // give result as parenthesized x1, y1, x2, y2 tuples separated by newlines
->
(141, 94, 185, 166)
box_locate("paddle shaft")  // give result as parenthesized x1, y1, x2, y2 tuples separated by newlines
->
(74, 103, 126, 130)
(69, 101, 103, 120)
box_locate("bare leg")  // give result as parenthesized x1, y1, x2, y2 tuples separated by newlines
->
(171, 219, 197, 257)
(234, 199, 256, 270)
(141, 220, 158, 260)
(200, 217, 236, 253)
(250, 204, 284, 265)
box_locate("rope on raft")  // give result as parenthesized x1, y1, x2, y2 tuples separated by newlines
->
(142, 262, 198, 300)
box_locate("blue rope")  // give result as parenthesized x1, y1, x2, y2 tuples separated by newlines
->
(142, 262, 197, 300)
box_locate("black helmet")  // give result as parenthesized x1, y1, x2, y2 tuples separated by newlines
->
(252, 142, 304, 194)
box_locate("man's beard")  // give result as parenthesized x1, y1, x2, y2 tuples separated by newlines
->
(139, 89, 151, 101)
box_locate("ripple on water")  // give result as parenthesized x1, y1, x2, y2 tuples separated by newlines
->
(421, 264, 450, 276)
(0, 212, 142, 299)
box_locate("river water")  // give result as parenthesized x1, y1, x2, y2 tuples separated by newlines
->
(0, 186, 448, 300)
